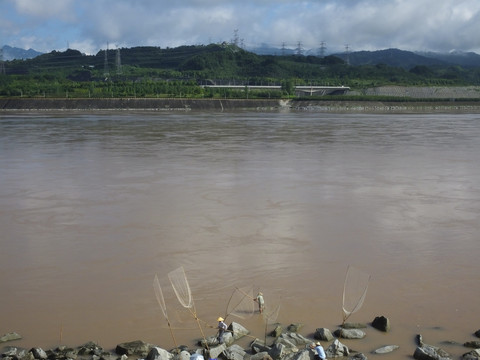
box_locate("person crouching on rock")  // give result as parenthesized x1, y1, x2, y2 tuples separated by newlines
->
(310, 342, 326, 360)
(217, 317, 228, 344)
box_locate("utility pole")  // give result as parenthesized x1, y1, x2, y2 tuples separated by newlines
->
(345, 44, 351, 65)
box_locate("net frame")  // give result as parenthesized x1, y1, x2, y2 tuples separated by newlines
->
(342, 265, 371, 324)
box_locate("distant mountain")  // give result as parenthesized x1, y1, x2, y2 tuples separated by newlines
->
(331, 48, 449, 69)
(250, 46, 480, 68)
(417, 50, 480, 67)
(2, 45, 43, 60)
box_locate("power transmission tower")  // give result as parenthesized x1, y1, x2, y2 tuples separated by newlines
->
(295, 41, 303, 56)
(232, 29, 239, 47)
(281, 42, 286, 56)
(318, 41, 327, 57)
(104, 42, 110, 78)
(345, 44, 350, 65)
(115, 47, 122, 75)
(0, 47, 5, 75)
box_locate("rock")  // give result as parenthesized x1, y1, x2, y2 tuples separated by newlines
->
(0, 332, 22, 343)
(465, 341, 480, 349)
(115, 340, 154, 357)
(146, 347, 173, 360)
(334, 328, 366, 339)
(271, 325, 282, 338)
(475, 330, 480, 338)
(223, 344, 246, 360)
(462, 349, 480, 360)
(372, 316, 390, 332)
(229, 322, 250, 340)
(314, 328, 334, 342)
(249, 352, 272, 360)
(325, 339, 349, 358)
(342, 323, 367, 329)
(30, 348, 47, 359)
(350, 354, 368, 360)
(178, 350, 190, 360)
(189, 353, 204, 360)
(250, 339, 271, 354)
(287, 324, 303, 333)
(372, 345, 399, 354)
(416, 334, 425, 347)
(269, 343, 286, 360)
(288, 349, 311, 360)
(413, 345, 451, 360)
(276, 332, 310, 346)
(208, 343, 227, 360)
(78, 341, 103, 356)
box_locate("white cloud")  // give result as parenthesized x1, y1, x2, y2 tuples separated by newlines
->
(2, 0, 480, 54)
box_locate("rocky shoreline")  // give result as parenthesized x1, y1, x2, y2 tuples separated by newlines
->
(2, 98, 480, 112)
(2, 318, 480, 360)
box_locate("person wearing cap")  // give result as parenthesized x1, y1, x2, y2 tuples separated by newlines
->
(255, 292, 265, 314)
(310, 342, 326, 360)
(217, 317, 228, 344)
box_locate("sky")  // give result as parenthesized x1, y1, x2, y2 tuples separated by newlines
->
(1, 0, 480, 55)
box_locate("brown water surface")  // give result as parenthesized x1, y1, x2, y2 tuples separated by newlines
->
(1, 111, 479, 359)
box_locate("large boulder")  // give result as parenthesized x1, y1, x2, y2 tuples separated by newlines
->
(287, 324, 303, 333)
(333, 329, 366, 339)
(413, 345, 451, 360)
(146, 347, 173, 360)
(30, 348, 47, 360)
(0, 333, 22, 343)
(223, 344, 246, 360)
(462, 349, 480, 360)
(276, 332, 310, 347)
(475, 330, 480, 338)
(465, 341, 480, 349)
(208, 343, 227, 360)
(372, 316, 390, 332)
(314, 328, 334, 342)
(325, 339, 349, 358)
(229, 322, 250, 340)
(115, 340, 154, 357)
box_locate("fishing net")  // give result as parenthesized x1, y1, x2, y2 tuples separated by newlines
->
(342, 265, 371, 324)
(153, 273, 178, 347)
(153, 274, 168, 319)
(168, 266, 193, 309)
(226, 287, 255, 320)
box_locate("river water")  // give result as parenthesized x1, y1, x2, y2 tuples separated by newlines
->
(1, 111, 479, 359)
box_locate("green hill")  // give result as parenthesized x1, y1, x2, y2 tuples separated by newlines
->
(1, 43, 480, 99)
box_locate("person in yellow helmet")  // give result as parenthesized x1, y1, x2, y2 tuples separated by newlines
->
(217, 317, 227, 344)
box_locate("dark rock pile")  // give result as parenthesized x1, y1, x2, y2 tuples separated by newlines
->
(2, 319, 480, 360)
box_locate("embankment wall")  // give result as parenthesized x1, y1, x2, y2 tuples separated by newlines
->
(0, 98, 282, 111)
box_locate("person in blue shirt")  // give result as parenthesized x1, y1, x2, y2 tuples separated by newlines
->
(310, 342, 326, 360)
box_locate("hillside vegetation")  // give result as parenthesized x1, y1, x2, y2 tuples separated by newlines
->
(1, 44, 480, 99)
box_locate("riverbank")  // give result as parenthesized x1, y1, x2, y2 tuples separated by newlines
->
(2, 321, 480, 360)
(2, 97, 480, 112)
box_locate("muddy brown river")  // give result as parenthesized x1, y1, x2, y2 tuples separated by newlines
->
(1, 111, 479, 359)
